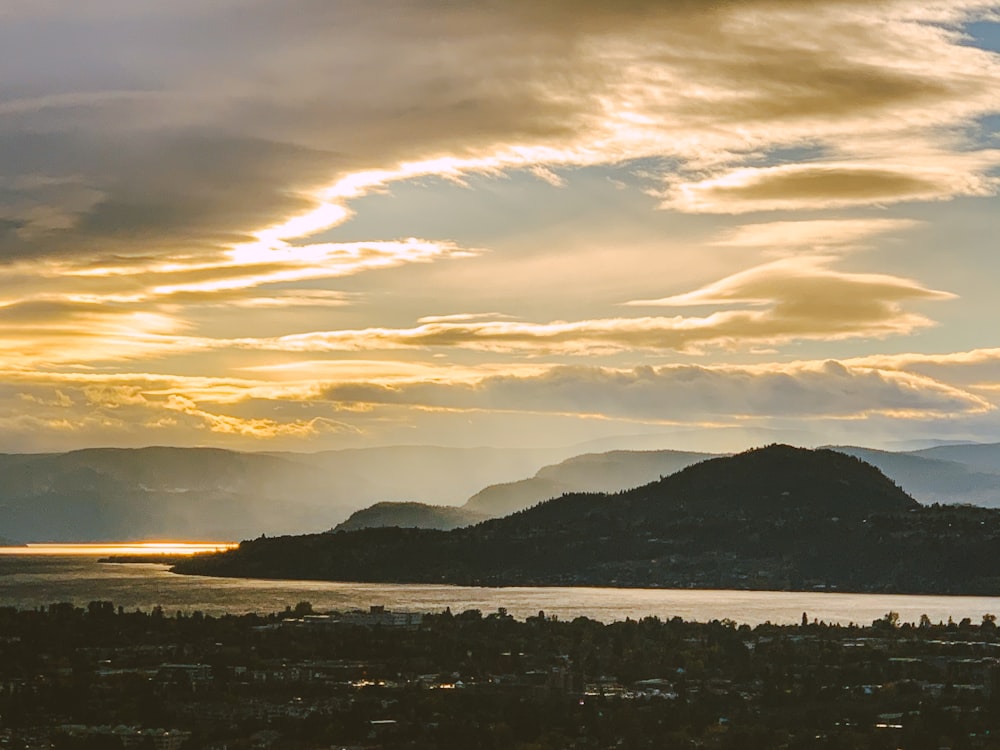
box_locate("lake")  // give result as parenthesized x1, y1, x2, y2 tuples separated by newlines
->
(2, 549, 998, 626)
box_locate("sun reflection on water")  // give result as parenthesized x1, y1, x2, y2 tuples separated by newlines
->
(0, 542, 237, 556)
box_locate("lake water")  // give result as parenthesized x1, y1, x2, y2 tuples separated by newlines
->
(1, 552, 999, 626)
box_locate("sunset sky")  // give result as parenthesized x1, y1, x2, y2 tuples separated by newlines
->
(2, 0, 999, 453)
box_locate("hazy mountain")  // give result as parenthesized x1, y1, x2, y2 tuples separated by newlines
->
(912, 442, 1000, 475)
(882, 438, 984, 451)
(176, 446, 1000, 595)
(266, 445, 571, 507)
(334, 449, 716, 532)
(464, 449, 716, 516)
(829, 445, 1000, 507)
(0, 445, 568, 542)
(0, 447, 343, 542)
(333, 502, 488, 532)
(12, 439, 1000, 542)
(331, 442, 1000, 534)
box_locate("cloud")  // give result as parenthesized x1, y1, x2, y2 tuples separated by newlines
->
(842, 348, 1000, 389)
(628, 256, 952, 310)
(0, 0, 998, 452)
(0, 298, 188, 366)
(0, 351, 992, 453)
(661, 160, 1000, 213)
(318, 361, 992, 421)
(0, 238, 476, 365)
(2, 250, 953, 366)
(1, 0, 997, 268)
(116, 255, 939, 357)
(711, 218, 922, 254)
(0, 371, 357, 451)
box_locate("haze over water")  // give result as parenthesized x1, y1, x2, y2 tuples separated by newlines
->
(2, 553, 998, 627)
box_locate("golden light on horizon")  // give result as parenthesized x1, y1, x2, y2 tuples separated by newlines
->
(0, 542, 238, 556)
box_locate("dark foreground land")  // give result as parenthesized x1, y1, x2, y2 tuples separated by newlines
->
(3, 602, 1000, 749)
(175, 447, 1000, 595)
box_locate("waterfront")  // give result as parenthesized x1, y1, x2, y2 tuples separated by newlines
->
(1, 550, 998, 625)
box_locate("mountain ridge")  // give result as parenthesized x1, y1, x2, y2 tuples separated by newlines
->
(173, 445, 1000, 595)
(0, 444, 566, 541)
(334, 448, 716, 532)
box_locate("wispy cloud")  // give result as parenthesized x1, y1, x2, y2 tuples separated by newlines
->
(711, 218, 922, 254)
(0, 0, 997, 451)
(660, 157, 1000, 213)
(0, 352, 992, 453)
(201, 257, 950, 356)
(318, 361, 992, 421)
(2, 0, 997, 264)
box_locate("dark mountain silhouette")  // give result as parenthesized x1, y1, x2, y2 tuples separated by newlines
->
(175, 445, 1000, 594)
(331, 442, 1000, 533)
(334, 449, 716, 532)
(8, 438, 1000, 542)
(333, 502, 488, 532)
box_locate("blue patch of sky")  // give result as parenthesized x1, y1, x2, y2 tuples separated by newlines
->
(964, 22, 1000, 157)
(971, 114, 1000, 150)
(964, 20, 1000, 52)
(744, 145, 830, 168)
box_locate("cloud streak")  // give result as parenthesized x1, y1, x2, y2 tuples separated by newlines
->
(1, 0, 997, 264)
(198, 257, 951, 355)
(0, 353, 993, 453)
(319, 361, 992, 421)
(0, 1, 998, 452)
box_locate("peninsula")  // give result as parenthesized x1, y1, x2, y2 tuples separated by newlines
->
(175, 446, 1000, 595)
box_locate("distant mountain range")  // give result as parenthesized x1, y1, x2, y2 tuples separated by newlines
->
(176, 445, 1000, 594)
(4, 440, 1000, 542)
(333, 449, 714, 532)
(334, 441, 1000, 532)
(0, 445, 569, 542)
(827, 444, 1000, 507)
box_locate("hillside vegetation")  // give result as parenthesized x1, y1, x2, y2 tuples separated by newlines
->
(176, 445, 1000, 595)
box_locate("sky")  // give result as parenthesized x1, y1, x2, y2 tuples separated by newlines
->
(1, 0, 999, 454)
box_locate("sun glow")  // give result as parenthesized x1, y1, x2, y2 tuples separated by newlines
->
(0, 542, 238, 556)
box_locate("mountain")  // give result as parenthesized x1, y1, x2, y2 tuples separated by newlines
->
(829, 445, 1000, 507)
(333, 502, 488, 532)
(465, 449, 715, 516)
(912, 442, 1000, 475)
(268, 445, 571, 507)
(0, 447, 340, 542)
(176, 445, 1000, 595)
(0, 445, 568, 542)
(334, 449, 716, 532)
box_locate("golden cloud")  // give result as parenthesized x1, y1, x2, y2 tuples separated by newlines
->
(211, 257, 951, 355)
(661, 161, 999, 213)
(711, 218, 922, 253)
(318, 360, 992, 420)
(1, 0, 997, 266)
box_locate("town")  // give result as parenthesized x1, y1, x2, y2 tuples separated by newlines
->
(2, 601, 1000, 748)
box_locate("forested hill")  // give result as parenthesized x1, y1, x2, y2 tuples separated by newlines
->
(175, 445, 1000, 594)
